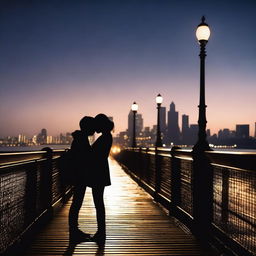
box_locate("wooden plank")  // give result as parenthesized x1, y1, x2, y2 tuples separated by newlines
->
(22, 158, 216, 256)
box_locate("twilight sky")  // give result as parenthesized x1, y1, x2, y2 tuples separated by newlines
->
(0, 0, 255, 137)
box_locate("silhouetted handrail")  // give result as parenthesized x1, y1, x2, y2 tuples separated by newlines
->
(113, 147, 256, 256)
(0, 149, 66, 166)
(0, 148, 71, 255)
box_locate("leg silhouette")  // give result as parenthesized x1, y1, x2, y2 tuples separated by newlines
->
(92, 186, 106, 241)
(69, 184, 86, 229)
(68, 184, 91, 242)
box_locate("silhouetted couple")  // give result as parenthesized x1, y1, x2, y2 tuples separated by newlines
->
(68, 114, 114, 244)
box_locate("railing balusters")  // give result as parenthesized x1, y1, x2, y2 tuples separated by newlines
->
(0, 149, 71, 255)
(154, 147, 161, 201)
(170, 147, 181, 214)
(221, 168, 229, 225)
(114, 148, 256, 256)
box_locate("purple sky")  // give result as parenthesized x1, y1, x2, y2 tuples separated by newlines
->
(0, 0, 255, 137)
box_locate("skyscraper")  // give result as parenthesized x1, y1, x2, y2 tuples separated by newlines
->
(136, 114, 143, 135)
(189, 124, 199, 145)
(167, 102, 180, 144)
(236, 124, 249, 139)
(37, 128, 47, 144)
(159, 106, 166, 134)
(218, 129, 231, 140)
(128, 110, 143, 139)
(181, 114, 189, 144)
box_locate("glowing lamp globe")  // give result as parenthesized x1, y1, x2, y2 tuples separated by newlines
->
(156, 93, 163, 105)
(131, 102, 138, 112)
(196, 16, 210, 42)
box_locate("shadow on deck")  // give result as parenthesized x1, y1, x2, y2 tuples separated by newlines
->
(22, 158, 216, 256)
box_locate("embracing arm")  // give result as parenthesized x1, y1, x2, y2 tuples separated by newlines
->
(92, 134, 112, 160)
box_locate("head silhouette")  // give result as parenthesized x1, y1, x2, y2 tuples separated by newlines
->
(95, 114, 114, 134)
(79, 116, 95, 136)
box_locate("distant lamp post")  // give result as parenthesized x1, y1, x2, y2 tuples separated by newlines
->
(155, 94, 163, 147)
(193, 16, 211, 151)
(131, 102, 138, 148)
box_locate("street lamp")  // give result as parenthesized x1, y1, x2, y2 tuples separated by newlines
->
(193, 16, 211, 151)
(155, 94, 163, 147)
(131, 102, 138, 147)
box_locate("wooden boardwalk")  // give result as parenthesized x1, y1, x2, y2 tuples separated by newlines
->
(23, 158, 216, 256)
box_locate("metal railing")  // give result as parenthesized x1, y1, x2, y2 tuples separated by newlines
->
(114, 148, 256, 256)
(0, 148, 71, 254)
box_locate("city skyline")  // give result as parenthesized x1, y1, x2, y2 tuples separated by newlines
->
(1, 99, 255, 139)
(1, 114, 255, 141)
(0, 1, 256, 137)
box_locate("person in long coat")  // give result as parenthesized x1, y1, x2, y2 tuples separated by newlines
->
(90, 114, 114, 242)
(68, 116, 95, 241)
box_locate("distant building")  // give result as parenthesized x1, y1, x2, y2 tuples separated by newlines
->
(181, 114, 189, 144)
(136, 114, 143, 135)
(127, 110, 143, 144)
(167, 102, 180, 144)
(127, 110, 133, 139)
(60, 133, 66, 144)
(236, 124, 249, 139)
(66, 132, 73, 144)
(47, 136, 53, 144)
(32, 135, 37, 144)
(37, 128, 47, 144)
(159, 106, 166, 134)
(144, 126, 151, 135)
(18, 134, 26, 143)
(218, 128, 231, 140)
(189, 124, 199, 145)
(115, 131, 129, 147)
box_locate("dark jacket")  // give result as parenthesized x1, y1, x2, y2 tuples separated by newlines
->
(70, 130, 92, 184)
(89, 132, 112, 187)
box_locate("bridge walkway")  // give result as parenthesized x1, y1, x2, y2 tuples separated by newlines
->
(22, 158, 216, 256)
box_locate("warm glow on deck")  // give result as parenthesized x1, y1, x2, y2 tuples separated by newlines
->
(111, 146, 121, 154)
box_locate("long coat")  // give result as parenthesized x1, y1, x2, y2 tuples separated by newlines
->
(90, 132, 112, 187)
(70, 130, 92, 184)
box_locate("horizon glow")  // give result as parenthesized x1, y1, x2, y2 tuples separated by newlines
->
(0, 1, 255, 137)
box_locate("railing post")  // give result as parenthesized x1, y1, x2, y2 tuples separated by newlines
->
(138, 147, 142, 179)
(59, 148, 70, 197)
(192, 149, 213, 239)
(145, 147, 150, 183)
(154, 147, 161, 201)
(170, 147, 181, 215)
(41, 147, 53, 210)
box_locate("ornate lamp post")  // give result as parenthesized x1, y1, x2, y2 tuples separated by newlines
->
(193, 16, 211, 151)
(155, 94, 163, 147)
(131, 102, 138, 148)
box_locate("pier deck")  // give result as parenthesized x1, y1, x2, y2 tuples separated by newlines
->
(23, 158, 216, 256)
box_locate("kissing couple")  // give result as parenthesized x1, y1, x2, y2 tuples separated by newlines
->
(68, 113, 114, 243)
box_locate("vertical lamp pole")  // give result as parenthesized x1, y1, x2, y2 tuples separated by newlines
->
(193, 16, 211, 151)
(131, 102, 138, 148)
(155, 94, 163, 147)
(192, 17, 213, 238)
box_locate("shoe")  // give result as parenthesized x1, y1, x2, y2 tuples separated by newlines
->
(69, 228, 91, 242)
(92, 231, 106, 242)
